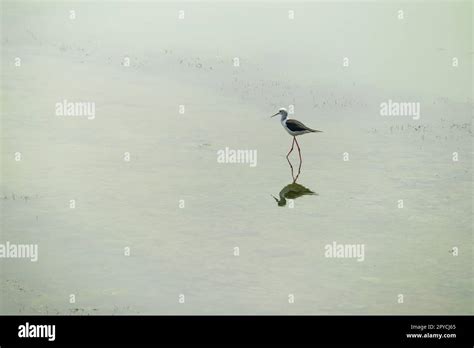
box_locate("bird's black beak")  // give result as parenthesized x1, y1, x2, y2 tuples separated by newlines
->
(271, 112, 279, 118)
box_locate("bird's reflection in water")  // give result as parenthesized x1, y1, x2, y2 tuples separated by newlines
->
(272, 182, 316, 206)
(272, 158, 317, 207)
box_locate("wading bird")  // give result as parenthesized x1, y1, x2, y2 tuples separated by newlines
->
(271, 108, 322, 162)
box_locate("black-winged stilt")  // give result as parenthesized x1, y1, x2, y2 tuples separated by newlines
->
(271, 108, 322, 162)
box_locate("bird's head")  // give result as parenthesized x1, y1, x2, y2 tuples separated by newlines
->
(271, 108, 288, 118)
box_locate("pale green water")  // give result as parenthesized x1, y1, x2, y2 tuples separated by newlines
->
(0, 1, 472, 314)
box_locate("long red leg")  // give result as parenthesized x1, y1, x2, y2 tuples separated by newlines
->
(287, 156, 296, 182)
(293, 156, 302, 182)
(294, 137, 302, 164)
(286, 137, 295, 158)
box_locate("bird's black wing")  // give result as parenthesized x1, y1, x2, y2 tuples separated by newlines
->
(286, 119, 316, 132)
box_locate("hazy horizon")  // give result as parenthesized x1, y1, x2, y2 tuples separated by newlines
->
(1, 0, 472, 315)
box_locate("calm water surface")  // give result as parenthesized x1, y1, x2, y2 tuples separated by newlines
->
(1, 1, 472, 314)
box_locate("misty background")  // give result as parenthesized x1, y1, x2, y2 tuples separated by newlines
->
(1, 1, 472, 314)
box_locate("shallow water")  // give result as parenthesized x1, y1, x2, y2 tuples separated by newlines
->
(1, 1, 472, 314)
